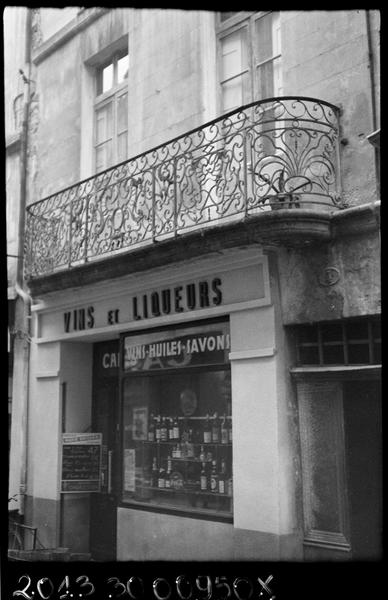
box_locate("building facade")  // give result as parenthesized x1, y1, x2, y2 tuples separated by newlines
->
(6, 8, 380, 562)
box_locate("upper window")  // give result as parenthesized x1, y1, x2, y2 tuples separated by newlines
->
(94, 50, 129, 173)
(293, 317, 381, 367)
(217, 11, 282, 113)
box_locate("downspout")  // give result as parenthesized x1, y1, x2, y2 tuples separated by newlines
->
(15, 7, 33, 517)
(365, 10, 380, 197)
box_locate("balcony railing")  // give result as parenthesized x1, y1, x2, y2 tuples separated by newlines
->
(25, 96, 342, 278)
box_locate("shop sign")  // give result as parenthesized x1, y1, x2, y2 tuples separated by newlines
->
(123, 330, 230, 372)
(61, 433, 102, 493)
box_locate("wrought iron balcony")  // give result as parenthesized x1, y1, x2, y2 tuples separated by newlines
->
(25, 96, 342, 279)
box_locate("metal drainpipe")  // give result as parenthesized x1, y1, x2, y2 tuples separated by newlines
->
(365, 10, 380, 197)
(15, 8, 33, 517)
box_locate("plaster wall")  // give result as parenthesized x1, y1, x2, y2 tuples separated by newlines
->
(277, 232, 380, 324)
(3, 6, 28, 136)
(39, 7, 79, 41)
(6, 152, 21, 288)
(281, 9, 379, 206)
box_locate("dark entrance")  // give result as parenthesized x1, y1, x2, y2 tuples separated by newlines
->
(90, 340, 119, 561)
(343, 379, 382, 560)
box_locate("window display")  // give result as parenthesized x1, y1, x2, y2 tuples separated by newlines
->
(121, 320, 232, 520)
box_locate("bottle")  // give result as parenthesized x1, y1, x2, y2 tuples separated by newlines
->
(228, 417, 233, 443)
(148, 414, 155, 442)
(168, 417, 174, 441)
(212, 413, 220, 443)
(227, 476, 233, 496)
(203, 414, 211, 444)
(210, 461, 219, 493)
(218, 459, 227, 494)
(200, 462, 208, 491)
(160, 416, 168, 441)
(199, 445, 205, 462)
(173, 416, 180, 441)
(155, 416, 161, 442)
(151, 457, 158, 487)
(165, 463, 172, 489)
(220, 414, 228, 444)
(158, 465, 166, 488)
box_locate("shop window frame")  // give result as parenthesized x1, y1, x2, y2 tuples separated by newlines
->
(117, 317, 234, 524)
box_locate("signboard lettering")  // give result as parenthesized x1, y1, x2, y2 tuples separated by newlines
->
(61, 433, 102, 493)
(124, 330, 230, 372)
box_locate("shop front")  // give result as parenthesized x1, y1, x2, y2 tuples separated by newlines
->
(26, 248, 302, 561)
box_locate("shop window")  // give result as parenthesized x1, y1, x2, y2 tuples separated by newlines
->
(294, 316, 381, 367)
(120, 319, 233, 521)
(94, 50, 128, 172)
(217, 11, 282, 114)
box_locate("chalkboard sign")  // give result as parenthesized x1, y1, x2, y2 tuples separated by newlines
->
(61, 433, 102, 493)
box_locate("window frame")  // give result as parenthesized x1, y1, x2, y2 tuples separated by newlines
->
(93, 49, 129, 173)
(216, 11, 282, 115)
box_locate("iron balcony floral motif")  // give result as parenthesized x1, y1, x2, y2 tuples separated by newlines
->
(25, 97, 342, 278)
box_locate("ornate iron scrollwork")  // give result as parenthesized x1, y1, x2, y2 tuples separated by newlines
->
(25, 97, 342, 278)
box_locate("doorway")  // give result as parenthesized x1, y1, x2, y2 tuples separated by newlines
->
(90, 341, 119, 561)
(343, 379, 382, 560)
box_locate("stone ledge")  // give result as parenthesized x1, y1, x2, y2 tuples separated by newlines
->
(26, 210, 332, 295)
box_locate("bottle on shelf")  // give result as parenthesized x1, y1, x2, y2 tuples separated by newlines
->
(165, 461, 172, 489)
(155, 416, 161, 442)
(203, 414, 211, 444)
(173, 416, 180, 441)
(227, 475, 233, 496)
(199, 445, 205, 462)
(200, 462, 208, 491)
(148, 414, 155, 442)
(218, 459, 227, 494)
(158, 465, 166, 488)
(228, 417, 233, 443)
(160, 416, 168, 442)
(168, 417, 174, 441)
(220, 414, 228, 444)
(151, 457, 158, 488)
(212, 412, 220, 443)
(210, 460, 219, 493)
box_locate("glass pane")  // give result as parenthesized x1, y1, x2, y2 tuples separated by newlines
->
(117, 54, 129, 83)
(256, 61, 274, 99)
(221, 28, 248, 80)
(122, 368, 232, 517)
(321, 322, 343, 343)
(117, 92, 128, 133)
(102, 63, 114, 93)
(255, 13, 275, 64)
(299, 346, 320, 365)
(221, 72, 250, 113)
(322, 344, 345, 365)
(220, 12, 240, 23)
(95, 102, 113, 144)
(95, 141, 112, 172)
(347, 343, 370, 364)
(346, 320, 369, 341)
(299, 382, 344, 534)
(117, 132, 128, 163)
